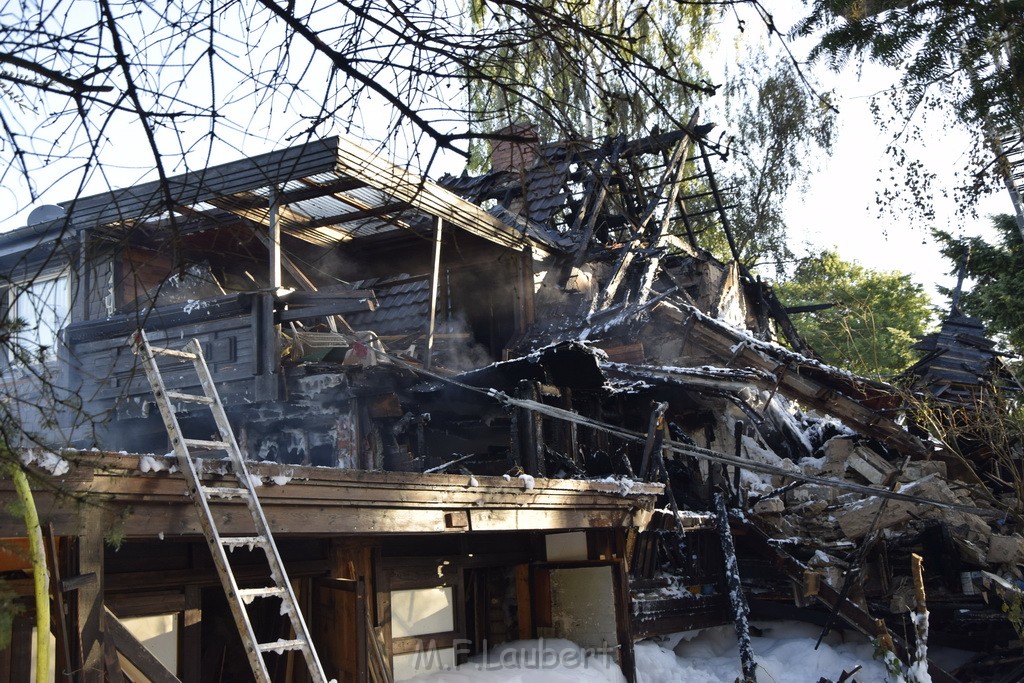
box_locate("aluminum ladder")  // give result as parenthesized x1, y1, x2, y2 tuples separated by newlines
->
(130, 329, 328, 683)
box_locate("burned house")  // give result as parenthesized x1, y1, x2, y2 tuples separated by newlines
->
(0, 123, 1021, 682)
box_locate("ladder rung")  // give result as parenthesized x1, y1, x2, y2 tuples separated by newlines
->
(183, 438, 231, 451)
(165, 390, 215, 405)
(239, 587, 287, 601)
(202, 486, 250, 500)
(257, 638, 308, 654)
(221, 535, 267, 549)
(150, 346, 198, 360)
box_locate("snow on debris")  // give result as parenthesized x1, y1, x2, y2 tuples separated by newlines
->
(591, 476, 643, 496)
(518, 473, 536, 490)
(139, 454, 176, 473)
(20, 449, 70, 476)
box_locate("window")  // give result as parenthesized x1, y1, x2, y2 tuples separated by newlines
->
(11, 273, 69, 362)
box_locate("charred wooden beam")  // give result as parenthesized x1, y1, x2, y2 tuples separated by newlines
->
(784, 303, 835, 314)
(293, 201, 413, 229)
(426, 217, 443, 371)
(639, 402, 668, 481)
(714, 494, 758, 683)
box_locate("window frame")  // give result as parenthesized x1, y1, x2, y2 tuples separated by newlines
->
(7, 269, 71, 365)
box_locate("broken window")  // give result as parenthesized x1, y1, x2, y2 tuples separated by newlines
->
(9, 271, 69, 363)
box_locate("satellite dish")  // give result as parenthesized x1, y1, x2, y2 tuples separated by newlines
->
(26, 204, 65, 226)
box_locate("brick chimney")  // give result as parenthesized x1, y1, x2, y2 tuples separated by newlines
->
(489, 123, 539, 172)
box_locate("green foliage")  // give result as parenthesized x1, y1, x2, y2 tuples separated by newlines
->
(104, 507, 130, 550)
(776, 250, 933, 379)
(0, 577, 23, 650)
(935, 214, 1024, 354)
(796, 0, 1024, 216)
(1002, 590, 1024, 641)
(719, 54, 836, 274)
(464, 0, 719, 165)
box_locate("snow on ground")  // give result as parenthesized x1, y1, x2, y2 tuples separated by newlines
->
(401, 622, 893, 683)
(637, 622, 889, 683)
(402, 639, 625, 683)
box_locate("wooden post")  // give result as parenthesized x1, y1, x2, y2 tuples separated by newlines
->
(516, 381, 544, 476)
(732, 421, 744, 507)
(77, 509, 105, 683)
(911, 553, 929, 671)
(515, 565, 533, 640)
(44, 525, 75, 682)
(269, 187, 282, 292)
(638, 402, 668, 480)
(355, 578, 368, 683)
(612, 558, 637, 683)
(181, 585, 202, 683)
(425, 217, 443, 370)
(516, 246, 535, 334)
(714, 493, 757, 683)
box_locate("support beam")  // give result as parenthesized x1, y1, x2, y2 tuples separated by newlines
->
(77, 509, 104, 683)
(425, 217, 443, 371)
(180, 586, 201, 683)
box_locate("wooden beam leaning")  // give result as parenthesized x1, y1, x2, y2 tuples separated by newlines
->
(714, 494, 757, 683)
(104, 606, 181, 683)
(636, 122, 697, 305)
(269, 187, 282, 291)
(666, 305, 928, 458)
(425, 217, 443, 371)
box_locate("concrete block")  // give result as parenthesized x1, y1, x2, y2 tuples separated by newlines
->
(754, 497, 785, 515)
(846, 446, 896, 485)
(987, 534, 1024, 565)
(899, 460, 948, 482)
(836, 497, 916, 539)
(821, 437, 855, 476)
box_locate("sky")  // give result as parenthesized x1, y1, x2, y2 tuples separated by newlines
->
(730, 8, 1014, 306)
(782, 61, 1011, 304)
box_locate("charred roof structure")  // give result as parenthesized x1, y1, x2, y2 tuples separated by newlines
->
(0, 123, 1022, 682)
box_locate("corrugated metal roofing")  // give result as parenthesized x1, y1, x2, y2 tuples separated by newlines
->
(12, 136, 562, 257)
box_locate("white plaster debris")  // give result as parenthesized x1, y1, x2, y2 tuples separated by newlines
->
(518, 473, 536, 490)
(468, 476, 479, 487)
(503, 474, 512, 482)
(183, 299, 210, 315)
(20, 449, 70, 476)
(246, 472, 264, 488)
(270, 474, 292, 486)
